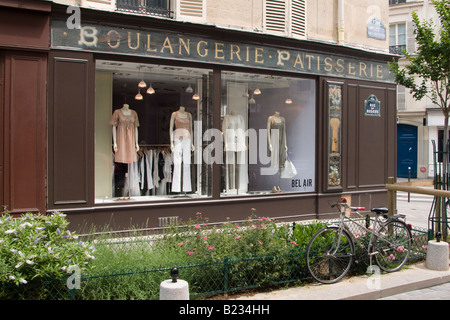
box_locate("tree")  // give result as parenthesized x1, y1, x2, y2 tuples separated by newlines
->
(389, 0, 450, 239)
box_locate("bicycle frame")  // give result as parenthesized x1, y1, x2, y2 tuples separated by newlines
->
(330, 202, 389, 260)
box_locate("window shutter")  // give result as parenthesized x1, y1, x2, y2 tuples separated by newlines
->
(177, 0, 205, 21)
(406, 21, 416, 53)
(265, 0, 306, 38)
(290, 0, 306, 37)
(265, 0, 287, 34)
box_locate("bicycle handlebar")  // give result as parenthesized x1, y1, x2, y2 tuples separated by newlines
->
(329, 200, 365, 212)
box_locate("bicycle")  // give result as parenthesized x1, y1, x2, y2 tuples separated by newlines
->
(306, 199, 412, 284)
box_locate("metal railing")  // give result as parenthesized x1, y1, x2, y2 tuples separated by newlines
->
(1, 221, 428, 300)
(389, 45, 407, 55)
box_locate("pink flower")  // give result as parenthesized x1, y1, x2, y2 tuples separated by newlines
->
(194, 224, 201, 229)
(208, 246, 215, 250)
(252, 224, 259, 229)
(257, 240, 263, 245)
(235, 235, 242, 240)
(176, 242, 184, 247)
(203, 236, 207, 240)
(187, 251, 195, 256)
(235, 225, 239, 229)
(397, 246, 404, 253)
(388, 254, 396, 261)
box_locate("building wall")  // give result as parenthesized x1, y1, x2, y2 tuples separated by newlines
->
(52, 0, 389, 52)
(390, 0, 441, 178)
(308, 0, 389, 52)
(0, 1, 50, 214)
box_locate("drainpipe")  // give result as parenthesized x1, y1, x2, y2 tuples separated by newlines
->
(338, 0, 345, 44)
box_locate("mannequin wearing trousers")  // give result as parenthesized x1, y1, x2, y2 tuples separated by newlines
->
(170, 106, 194, 193)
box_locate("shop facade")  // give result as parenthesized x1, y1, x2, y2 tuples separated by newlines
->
(0, 0, 50, 215)
(3, 3, 397, 232)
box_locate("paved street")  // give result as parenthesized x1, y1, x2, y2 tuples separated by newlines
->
(379, 282, 450, 300)
(380, 184, 450, 300)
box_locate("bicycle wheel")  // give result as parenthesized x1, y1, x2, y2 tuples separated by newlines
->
(373, 219, 412, 273)
(306, 227, 354, 284)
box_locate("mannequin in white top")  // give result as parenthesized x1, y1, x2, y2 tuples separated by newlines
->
(169, 106, 194, 152)
(169, 106, 193, 193)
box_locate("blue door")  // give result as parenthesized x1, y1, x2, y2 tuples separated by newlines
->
(397, 124, 418, 178)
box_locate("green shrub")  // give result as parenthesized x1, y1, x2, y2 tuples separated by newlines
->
(0, 210, 95, 298)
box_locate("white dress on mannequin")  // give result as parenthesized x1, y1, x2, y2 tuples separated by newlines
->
(222, 112, 248, 192)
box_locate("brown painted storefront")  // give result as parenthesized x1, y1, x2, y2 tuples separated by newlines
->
(1, 2, 397, 232)
(0, 0, 49, 215)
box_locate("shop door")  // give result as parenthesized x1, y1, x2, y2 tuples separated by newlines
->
(397, 124, 418, 178)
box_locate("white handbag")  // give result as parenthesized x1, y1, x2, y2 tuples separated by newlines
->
(280, 154, 297, 178)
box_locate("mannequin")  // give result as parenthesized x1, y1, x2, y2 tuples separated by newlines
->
(169, 106, 193, 193)
(222, 110, 248, 192)
(267, 111, 287, 169)
(110, 104, 140, 164)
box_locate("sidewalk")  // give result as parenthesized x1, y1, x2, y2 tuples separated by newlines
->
(233, 263, 450, 300)
(233, 185, 450, 300)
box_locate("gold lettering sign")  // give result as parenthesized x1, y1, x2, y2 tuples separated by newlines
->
(51, 21, 395, 83)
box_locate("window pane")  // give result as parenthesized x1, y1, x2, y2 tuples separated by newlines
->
(389, 24, 396, 46)
(220, 71, 316, 196)
(398, 23, 406, 45)
(95, 60, 212, 203)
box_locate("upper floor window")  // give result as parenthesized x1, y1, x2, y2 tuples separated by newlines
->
(264, 0, 306, 38)
(116, 0, 173, 17)
(389, 23, 406, 55)
(389, 0, 406, 5)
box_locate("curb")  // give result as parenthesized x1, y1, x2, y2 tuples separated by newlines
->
(234, 263, 450, 300)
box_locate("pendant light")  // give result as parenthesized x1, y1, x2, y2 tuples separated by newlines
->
(253, 76, 261, 95)
(138, 79, 147, 88)
(135, 89, 143, 100)
(186, 69, 193, 93)
(138, 66, 147, 88)
(249, 93, 256, 105)
(145, 66, 155, 94)
(146, 84, 155, 94)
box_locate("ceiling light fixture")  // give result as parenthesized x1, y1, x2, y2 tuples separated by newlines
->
(146, 84, 155, 94)
(138, 66, 147, 88)
(135, 89, 143, 100)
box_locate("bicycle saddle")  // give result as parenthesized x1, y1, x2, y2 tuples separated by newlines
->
(371, 207, 389, 215)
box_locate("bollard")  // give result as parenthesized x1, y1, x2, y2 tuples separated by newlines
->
(159, 268, 189, 300)
(426, 233, 449, 271)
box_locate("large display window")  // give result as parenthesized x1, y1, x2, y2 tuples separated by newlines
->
(220, 71, 316, 196)
(95, 60, 213, 203)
